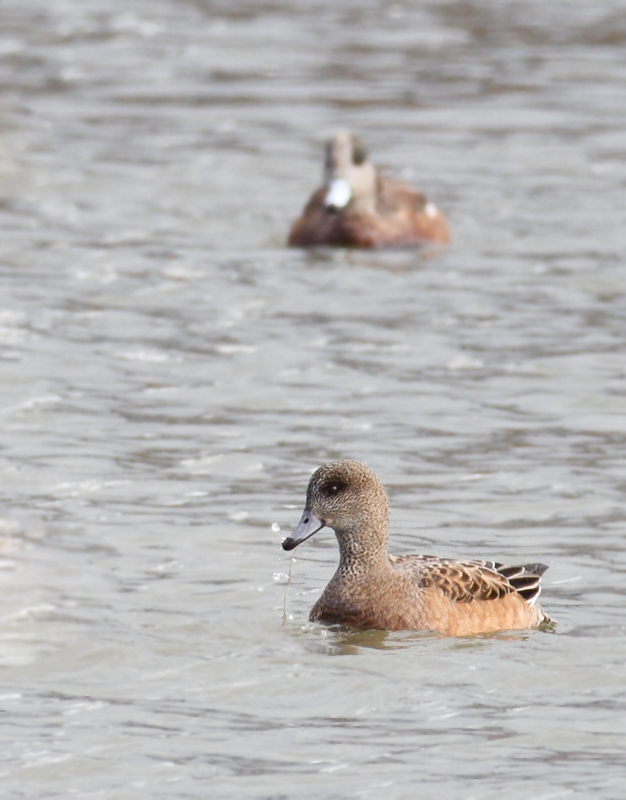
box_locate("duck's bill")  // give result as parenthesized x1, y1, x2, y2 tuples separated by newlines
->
(324, 179, 351, 211)
(282, 509, 325, 551)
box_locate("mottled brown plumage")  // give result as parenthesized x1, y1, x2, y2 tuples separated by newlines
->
(288, 132, 450, 248)
(282, 461, 552, 636)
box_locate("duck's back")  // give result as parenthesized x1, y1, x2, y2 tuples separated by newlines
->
(288, 177, 450, 248)
(389, 554, 551, 635)
(310, 554, 551, 635)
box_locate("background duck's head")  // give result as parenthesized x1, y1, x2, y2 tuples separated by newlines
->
(323, 133, 377, 215)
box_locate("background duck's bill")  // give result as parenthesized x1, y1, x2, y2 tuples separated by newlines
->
(324, 179, 351, 210)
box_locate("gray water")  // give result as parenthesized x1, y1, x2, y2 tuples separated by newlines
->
(1, 0, 626, 797)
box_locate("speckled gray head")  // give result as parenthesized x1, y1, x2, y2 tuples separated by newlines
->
(281, 460, 389, 551)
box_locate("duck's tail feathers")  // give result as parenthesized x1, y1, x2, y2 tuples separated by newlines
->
(497, 562, 549, 607)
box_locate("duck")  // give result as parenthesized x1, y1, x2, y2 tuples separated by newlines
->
(288, 131, 450, 248)
(282, 460, 552, 636)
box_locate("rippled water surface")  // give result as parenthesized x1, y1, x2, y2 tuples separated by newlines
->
(1, 0, 626, 797)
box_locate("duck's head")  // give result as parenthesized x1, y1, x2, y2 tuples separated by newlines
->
(282, 460, 390, 555)
(323, 132, 377, 214)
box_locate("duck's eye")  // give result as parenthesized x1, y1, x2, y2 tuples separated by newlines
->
(352, 143, 367, 165)
(323, 480, 346, 497)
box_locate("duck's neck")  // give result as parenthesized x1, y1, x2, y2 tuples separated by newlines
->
(348, 162, 377, 215)
(335, 527, 390, 576)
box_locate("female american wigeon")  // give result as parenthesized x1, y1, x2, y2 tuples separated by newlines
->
(288, 132, 450, 248)
(282, 461, 552, 636)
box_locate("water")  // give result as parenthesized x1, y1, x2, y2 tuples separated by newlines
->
(1, 0, 625, 797)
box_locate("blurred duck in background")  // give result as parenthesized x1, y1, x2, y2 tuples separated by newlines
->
(288, 131, 450, 248)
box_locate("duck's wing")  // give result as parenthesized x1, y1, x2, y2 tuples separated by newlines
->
(389, 555, 547, 607)
(376, 176, 427, 214)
